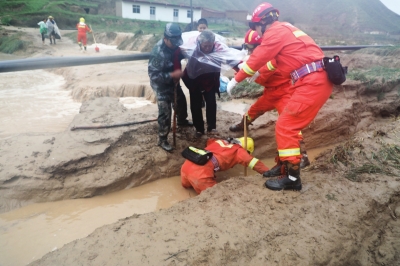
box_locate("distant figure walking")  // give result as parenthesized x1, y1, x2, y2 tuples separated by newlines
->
(46, 16, 58, 45)
(37, 18, 47, 45)
(76, 17, 92, 51)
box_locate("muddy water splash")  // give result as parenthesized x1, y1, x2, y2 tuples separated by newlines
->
(0, 70, 81, 139)
(71, 83, 155, 102)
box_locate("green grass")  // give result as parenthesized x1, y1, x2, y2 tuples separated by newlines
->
(348, 67, 400, 82)
(0, 32, 28, 53)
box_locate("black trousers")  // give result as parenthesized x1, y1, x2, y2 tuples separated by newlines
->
(189, 88, 216, 134)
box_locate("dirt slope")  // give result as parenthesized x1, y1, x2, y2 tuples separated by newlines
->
(0, 26, 399, 265)
(30, 121, 400, 265)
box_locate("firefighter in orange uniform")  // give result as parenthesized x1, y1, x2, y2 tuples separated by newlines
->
(181, 137, 269, 194)
(227, 2, 333, 191)
(230, 29, 310, 177)
(76, 17, 92, 51)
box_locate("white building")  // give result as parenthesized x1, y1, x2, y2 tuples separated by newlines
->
(116, 0, 202, 23)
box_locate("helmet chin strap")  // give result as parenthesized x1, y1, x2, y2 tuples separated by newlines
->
(260, 24, 268, 35)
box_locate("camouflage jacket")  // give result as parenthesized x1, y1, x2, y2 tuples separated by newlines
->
(148, 39, 184, 101)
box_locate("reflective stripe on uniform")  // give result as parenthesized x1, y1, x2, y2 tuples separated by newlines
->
(248, 158, 259, 169)
(215, 140, 234, 148)
(266, 61, 276, 71)
(278, 148, 301, 157)
(245, 113, 252, 122)
(242, 62, 256, 76)
(189, 146, 207, 155)
(292, 30, 307, 38)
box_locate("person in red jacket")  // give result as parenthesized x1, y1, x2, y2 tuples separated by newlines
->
(227, 2, 333, 191)
(181, 137, 269, 194)
(76, 17, 92, 51)
(230, 29, 310, 176)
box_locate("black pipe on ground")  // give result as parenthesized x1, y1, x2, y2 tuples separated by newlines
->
(0, 45, 389, 73)
(0, 53, 151, 73)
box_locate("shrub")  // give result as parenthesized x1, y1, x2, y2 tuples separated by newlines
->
(0, 33, 27, 53)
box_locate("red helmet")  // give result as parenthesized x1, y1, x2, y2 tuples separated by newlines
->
(244, 29, 262, 45)
(251, 2, 279, 23)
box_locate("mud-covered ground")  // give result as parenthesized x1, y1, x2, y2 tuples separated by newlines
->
(0, 26, 400, 265)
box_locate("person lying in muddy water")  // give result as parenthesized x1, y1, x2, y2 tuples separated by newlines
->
(181, 137, 269, 194)
(148, 23, 192, 152)
(229, 29, 311, 175)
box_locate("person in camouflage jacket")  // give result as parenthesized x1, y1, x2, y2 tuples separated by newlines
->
(148, 23, 192, 152)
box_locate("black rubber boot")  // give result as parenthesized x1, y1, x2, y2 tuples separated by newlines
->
(158, 139, 173, 152)
(263, 156, 282, 177)
(300, 153, 310, 169)
(229, 115, 252, 132)
(264, 161, 302, 191)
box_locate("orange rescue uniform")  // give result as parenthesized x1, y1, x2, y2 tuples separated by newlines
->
(76, 23, 91, 46)
(181, 138, 269, 194)
(244, 58, 293, 120)
(238, 59, 304, 146)
(235, 21, 333, 163)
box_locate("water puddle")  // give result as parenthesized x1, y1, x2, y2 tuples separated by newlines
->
(119, 97, 153, 109)
(0, 176, 196, 266)
(218, 98, 255, 114)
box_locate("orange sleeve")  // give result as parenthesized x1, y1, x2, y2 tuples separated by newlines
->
(233, 148, 269, 174)
(235, 24, 285, 82)
(252, 160, 269, 174)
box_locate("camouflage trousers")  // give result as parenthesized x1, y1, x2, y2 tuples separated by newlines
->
(157, 85, 188, 140)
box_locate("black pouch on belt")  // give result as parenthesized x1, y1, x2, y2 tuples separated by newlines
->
(181, 146, 213, 165)
(323, 55, 347, 85)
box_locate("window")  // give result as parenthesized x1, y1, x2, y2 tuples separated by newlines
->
(150, 6, 155, 15)
(187, 10, 192, 18)
(173, 9, 178, 17)
(132, 5, 140, 14)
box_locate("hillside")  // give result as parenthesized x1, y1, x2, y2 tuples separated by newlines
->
(1, 0, 400, 35)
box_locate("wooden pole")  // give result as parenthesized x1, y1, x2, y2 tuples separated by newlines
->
(173, 83, 178, 147)
(244, 114, 248, 176)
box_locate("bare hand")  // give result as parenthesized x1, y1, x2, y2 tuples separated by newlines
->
(170, 69, 183, 79)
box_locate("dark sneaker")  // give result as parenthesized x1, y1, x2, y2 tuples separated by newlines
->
(300, 154, 310, 169)
(177, 120, 193, 127)
(263, 162, 282, 177)
(158, 140, 173, 152)
(264, 175, 302, 191)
